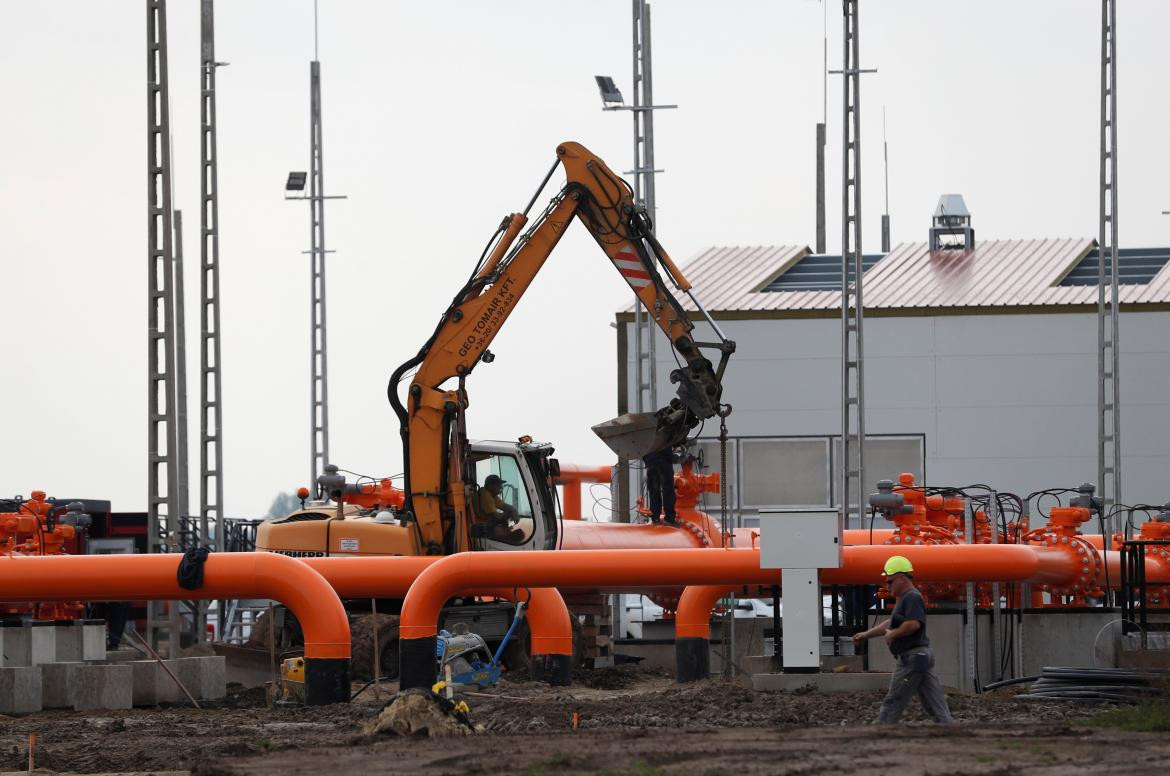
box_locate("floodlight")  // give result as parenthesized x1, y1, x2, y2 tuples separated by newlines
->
(286, 171, 307, 192)
(594, 75, 624, 105)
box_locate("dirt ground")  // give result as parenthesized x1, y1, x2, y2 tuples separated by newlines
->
(2, 666, 1169, 775)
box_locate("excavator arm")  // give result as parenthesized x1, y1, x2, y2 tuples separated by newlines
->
(388, 141, 734, 554)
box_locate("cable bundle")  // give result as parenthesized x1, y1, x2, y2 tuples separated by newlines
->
(1017, 667, 1168, 703)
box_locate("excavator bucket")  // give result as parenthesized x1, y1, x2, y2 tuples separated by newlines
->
(591, 412, 686, 460)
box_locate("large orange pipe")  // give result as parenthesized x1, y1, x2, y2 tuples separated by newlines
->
(302, 556, 573, 684)
(396, 544, 1080, 688)
(0, 553, 351, 704)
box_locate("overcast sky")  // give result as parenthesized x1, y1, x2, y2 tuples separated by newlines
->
(3, 1, 1168, 518)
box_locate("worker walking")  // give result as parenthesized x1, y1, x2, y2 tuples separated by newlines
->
(852, 556, 953, 724)
(641, 446, 677, 525)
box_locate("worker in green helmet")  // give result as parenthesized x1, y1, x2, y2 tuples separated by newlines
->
(852, 555, 953, 723)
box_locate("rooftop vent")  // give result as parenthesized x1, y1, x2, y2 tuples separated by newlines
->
(929, 194, 975, 252)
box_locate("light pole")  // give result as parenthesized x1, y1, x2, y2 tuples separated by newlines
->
(593, 19, 677, 525)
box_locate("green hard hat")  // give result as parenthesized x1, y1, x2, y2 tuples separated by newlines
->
(882, 555, 914, 577)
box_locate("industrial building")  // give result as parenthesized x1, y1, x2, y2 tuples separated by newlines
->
(618, 202, 1170, 526)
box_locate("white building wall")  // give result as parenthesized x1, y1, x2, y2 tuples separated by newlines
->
(623, 311, 1170, 509)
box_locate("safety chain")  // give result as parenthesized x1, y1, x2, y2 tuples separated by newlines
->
(718, 404, 732, 548)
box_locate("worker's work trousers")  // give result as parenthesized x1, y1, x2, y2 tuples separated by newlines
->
(642, 449, 676, 520)
(878, 647, 953, 723)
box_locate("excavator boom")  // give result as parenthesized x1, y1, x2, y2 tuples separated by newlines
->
(388, 141, 733, 554)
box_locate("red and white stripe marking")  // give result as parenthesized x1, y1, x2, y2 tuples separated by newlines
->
(612, 247, 650, 289)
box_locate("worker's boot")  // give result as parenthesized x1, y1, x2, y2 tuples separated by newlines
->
(664, 514, 679, 526)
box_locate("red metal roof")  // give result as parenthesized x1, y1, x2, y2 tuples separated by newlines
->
(626, 238, 1170, 314)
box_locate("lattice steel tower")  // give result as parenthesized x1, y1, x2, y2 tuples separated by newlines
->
(199, 0, 224, 552)
(839, 0, 867, 530)
(630, 0, 660, 422)
(145, 0, 181, 655)
(307, 60, 331, 489)
(1097, 0, 1121, 535)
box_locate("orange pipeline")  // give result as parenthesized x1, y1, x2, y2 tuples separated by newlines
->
(555, 464, 612, 521)
(302, 556, 573, 683)
(0, 552, 351, 704)
(396, 544, 1081, 688)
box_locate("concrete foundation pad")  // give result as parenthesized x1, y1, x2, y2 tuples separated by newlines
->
(752, 671, 892, 693)
(70, 663, 132, 711)
(0, 666, 42, 713)
(106, 648, 141, 662)
(738, 655, 779, 675)
(41, 661, 83, 709)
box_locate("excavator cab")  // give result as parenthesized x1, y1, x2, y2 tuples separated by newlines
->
(466, 441, 559, 552)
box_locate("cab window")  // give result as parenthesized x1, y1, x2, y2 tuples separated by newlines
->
(473, 453, 534, 545)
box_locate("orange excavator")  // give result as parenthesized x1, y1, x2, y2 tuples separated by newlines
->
(253, 141, 734, 676)
(257, 141, 734, 562)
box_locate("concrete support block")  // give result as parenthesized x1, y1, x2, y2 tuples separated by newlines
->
(70, 663, 132, 711)
(131, 660, 165, 706)
(54, 623, 84, 662)
(189, 656, 227, 700)
(165, 656, 227, 702)
(1020, 611, 1119, 675)
(82, 621, 107, 661)
(0, 623, 32, 667)
(0, 666, 43, 713)
(130, 657, 226, 705)
(41, 661, 83, 709)
(28, 622, 57, 666)
(159, 659, 198, 704)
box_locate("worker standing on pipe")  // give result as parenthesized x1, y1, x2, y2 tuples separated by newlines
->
(852, 556, 953, 724)
(642, 446, 678, 525)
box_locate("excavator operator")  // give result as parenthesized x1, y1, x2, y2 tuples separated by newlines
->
(478, 475, 524, 542)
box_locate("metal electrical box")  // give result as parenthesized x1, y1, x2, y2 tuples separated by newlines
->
(757, 510, 842, 569)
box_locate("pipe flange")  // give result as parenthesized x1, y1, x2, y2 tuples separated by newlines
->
(678, 519, 712, 548)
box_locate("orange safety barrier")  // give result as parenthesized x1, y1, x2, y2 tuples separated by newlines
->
(0, 552, 351, 704)
(395, 544, 1083, 688)
(302, 556, 573, 684)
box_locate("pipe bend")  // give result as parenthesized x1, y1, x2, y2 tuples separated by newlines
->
(305, 557, 572, 656)
(247, 553, 352, 659)
(675, 585, 734, 639)
(0, 553, 350, 660)
(400, 552, 480, 640)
